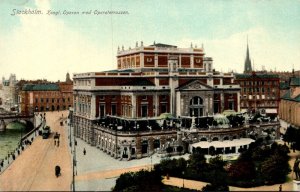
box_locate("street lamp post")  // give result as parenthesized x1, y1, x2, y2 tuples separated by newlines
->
(182, 171, 185, 188)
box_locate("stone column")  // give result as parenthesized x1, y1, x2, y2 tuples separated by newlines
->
(91, 95, 96, 119)
(136, 136, 142, 159)
(132, 95, 136, 118)
(221, 93, 224, 112)
(148, 137, 154, 155)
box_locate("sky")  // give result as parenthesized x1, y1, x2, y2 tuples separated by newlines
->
(0, 0, 300, 81)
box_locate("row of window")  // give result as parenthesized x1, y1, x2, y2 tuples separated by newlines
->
(242, 87, 277, 93)
(34, 105, 71, 111)
(35, 98, 71, 103)
(240, 81, 278, 86)
(241, 101, 277, 107)
(99, 95, 168, 101)
(241, 95, 277, 100)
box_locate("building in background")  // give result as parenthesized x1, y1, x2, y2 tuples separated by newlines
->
(235, 73, 280, 115)
(279, 77, 300, 127)
(235, 41, 280, 115)
(72, 42, 242, 159)
(0, 74, 18, 111)
(19, 73, 73, 115)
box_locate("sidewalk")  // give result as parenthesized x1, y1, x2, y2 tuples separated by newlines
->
(0, 113, 44, 174)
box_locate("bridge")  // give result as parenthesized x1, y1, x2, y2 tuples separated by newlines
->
(0, 112, 35, 131)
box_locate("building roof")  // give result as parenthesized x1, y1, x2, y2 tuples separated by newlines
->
(150, 43, 177, 48)
(290, 77, 300, 86)
(281, 90, 300, 102)
(190, 138, 255, 149)
(235, 73, 279, 79)
(22, 84, 60, 91)
(280, 81, 289, 90)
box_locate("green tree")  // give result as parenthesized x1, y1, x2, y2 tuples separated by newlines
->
(113, 169, 163, 192)
(260, 153, 291, 184)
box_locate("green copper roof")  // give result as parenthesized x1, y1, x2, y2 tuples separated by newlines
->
(22, 84, 60, 91)
(290, 77, 300, 86)
(235, 73, 279, 79)
(281, 90, 300, 102)
(280, 82, 289, 89)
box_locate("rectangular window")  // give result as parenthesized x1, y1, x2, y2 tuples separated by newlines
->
(99, 104, 105, 117)
(161, 104, 167, 113)
(141, 105, 148, 117)
(41, 98, 43, 102)
(35, 98, 38, 103)
(52, 98, 55, 103)
(100, 96, 105, 100)
(111, 104, 116, 115)
(229, 100, 234, 110)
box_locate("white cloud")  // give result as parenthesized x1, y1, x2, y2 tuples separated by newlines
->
(0, 0, 114, 82)
(177, 27, 300, 73)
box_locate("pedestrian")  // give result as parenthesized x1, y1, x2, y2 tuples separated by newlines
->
(54, 140, 57, 146)
(57, 140, 60, 147)
(83, 148, 86, 155)
(279, 184, 282, 191)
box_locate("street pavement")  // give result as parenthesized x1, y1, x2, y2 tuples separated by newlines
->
(0, 111, 72, 191)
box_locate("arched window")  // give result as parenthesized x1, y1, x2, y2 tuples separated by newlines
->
(189, 96, 204, 117)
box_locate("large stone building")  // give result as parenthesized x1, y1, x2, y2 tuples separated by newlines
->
(19, 73, 73, 115)
(0, 74, 18, 111)
(279, 77, 300, 127)
(72, 42, 245, 159)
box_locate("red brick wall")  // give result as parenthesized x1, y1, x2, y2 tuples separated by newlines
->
(144, 54, 155, 67)
(194, 56, 203, 68)
(181, 55, 190, 68)
(159, 78, 169, 86)
(136, 95, 153, 117)
(214, 79, 220, 85)
(158, 55, 168, 67)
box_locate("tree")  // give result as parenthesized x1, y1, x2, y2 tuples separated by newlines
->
(260, 153, 291, 184)
(228, 160, 256, 181)
(113, 169, 163, 192)
(188, 148, 208, 180)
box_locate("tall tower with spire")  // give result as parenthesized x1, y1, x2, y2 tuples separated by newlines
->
(244, 38, 252, 73)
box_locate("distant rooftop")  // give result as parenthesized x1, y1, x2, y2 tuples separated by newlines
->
(290, 77, 300, 86)
(22, 84, 60, 91)
(235, 73, 279, 79)
(282, 90, 300, 102)
(150, 43, 177, 48)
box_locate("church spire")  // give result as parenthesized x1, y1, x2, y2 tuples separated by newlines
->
(244, 36, 252, 73)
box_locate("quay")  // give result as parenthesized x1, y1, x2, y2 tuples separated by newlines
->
(0, 111, 72, 191)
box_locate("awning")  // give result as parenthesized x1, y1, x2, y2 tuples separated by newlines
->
(190, 138, 255, 149)
(265, 109, 277, 113)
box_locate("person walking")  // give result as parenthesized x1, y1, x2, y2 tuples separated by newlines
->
(57, 140, 60, 147)
(83, 148, 86, 155)
(279, 184, 282, 191)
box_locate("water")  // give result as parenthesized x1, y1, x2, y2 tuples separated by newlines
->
(0, 122, 27, 161)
